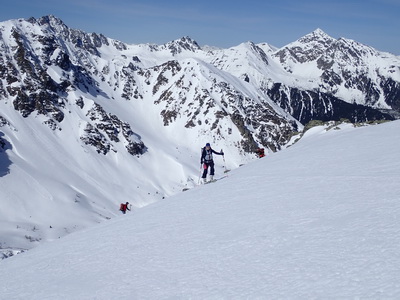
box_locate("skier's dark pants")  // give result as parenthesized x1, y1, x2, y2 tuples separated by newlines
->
(202, 161, 215, 178)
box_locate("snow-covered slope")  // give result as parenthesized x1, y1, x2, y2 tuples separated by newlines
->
(0, 15, 399, 257)
(1, 120, 399, 299)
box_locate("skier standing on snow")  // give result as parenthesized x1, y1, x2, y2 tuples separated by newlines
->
(200, 143, 224, 183)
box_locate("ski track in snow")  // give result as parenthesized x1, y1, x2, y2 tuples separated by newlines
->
(0, 121, 400, 299)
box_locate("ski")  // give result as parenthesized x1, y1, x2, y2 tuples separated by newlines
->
(204, 175, 228, 184)
(182, 175, 229, 191)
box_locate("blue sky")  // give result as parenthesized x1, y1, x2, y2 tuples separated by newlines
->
(1, 0, 399, 54)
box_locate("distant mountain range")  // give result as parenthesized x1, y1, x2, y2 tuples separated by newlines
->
(1, 16, 398, 155)
(0, 15, 399, 257)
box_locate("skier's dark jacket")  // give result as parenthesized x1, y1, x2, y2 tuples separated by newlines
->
(201, 147, 223, 164)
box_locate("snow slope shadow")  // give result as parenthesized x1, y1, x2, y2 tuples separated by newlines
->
(0, 131, 12, 177)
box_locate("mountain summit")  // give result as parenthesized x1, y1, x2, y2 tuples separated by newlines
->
(164, 36, 202, 54)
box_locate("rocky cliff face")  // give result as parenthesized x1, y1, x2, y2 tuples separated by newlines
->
(0, 16, 146, 156)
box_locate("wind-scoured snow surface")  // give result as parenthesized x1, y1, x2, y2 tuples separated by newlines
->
(1, 121, 400, 299)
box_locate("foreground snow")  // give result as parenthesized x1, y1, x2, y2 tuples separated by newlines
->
(1, 121, 399, 299)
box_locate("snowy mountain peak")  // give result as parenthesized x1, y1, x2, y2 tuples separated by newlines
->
(36, 14, 66, 28)
(162, 36, 201, 55)
(256, 42, 278, 54)
(305, 28, 334, 41)
(274, 29, 336, 64)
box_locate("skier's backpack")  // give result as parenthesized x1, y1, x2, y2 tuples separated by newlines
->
(120, 203, 125, 211)
(257, 148, 265, 158)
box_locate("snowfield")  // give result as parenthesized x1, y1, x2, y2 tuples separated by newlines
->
(1, 120, 400, 299)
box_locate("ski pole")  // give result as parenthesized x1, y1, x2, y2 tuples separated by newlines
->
(198, 147, 203, 185)
(198, 164, 202, 185)
(221, 149, 228, 173)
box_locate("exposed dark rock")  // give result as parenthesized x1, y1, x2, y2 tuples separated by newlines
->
(230, 112, 258, 152)
(267, 83, 394, 124)
(84, 103, 146, 155)
(80, 123, 111, 155)
(381, 77, 400, 111)
(75, 97, 84, 109)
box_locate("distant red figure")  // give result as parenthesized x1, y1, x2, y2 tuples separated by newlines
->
(119, 202, 131, 214)
(256, 148, 265, 158)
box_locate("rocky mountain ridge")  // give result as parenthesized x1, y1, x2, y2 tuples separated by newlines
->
(0, 15, 304, 156)
(1, 16, 398, 156)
